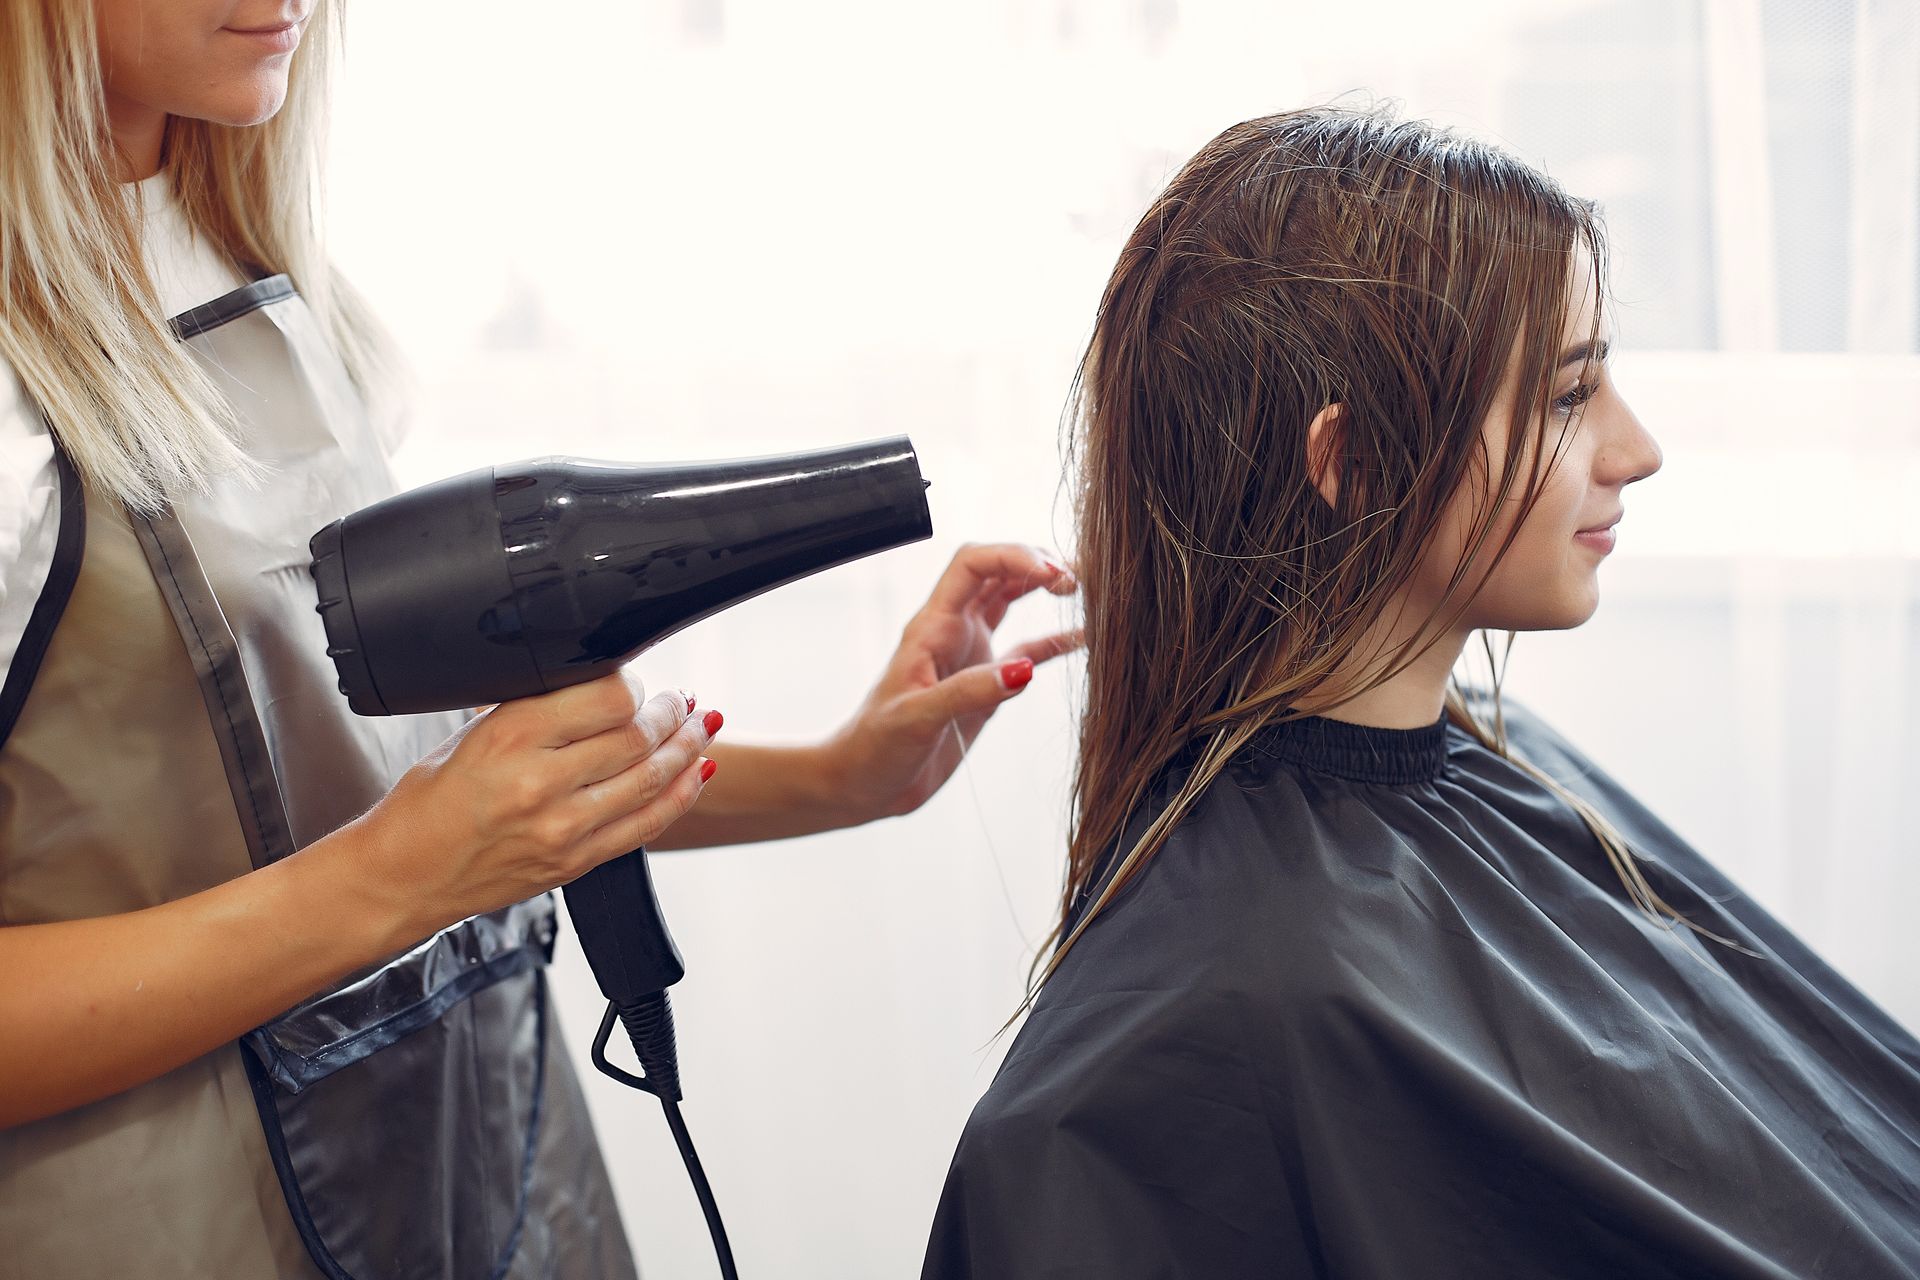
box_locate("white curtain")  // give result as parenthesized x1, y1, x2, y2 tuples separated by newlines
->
(328, 1, 1920, 1274)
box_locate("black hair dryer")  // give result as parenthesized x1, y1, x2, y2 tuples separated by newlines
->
(307, 435, 932, 1277)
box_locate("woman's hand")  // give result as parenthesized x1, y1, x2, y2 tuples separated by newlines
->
(350, 670, 722, 938)
(821, 542, 1083, 822)
(0, 670, 723, 1129)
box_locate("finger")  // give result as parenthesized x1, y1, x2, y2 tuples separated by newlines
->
(519, 671, 679, 749)
(902, 655, 1036, 733)
(1037, 552, 1078, 594)
(579, 753, 715, 863)
(999, 627, 1085, 667)
(964, 557, 1078, 632)
(570, 704, 710, 829)
(973, 572, 1080, 632)
(923, 543, 1074, 616)
(616, 665, 677, 715)
(557, 691, 712, 789)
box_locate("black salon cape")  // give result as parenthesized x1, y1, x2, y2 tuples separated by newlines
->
(922, 697, 1920, 1279)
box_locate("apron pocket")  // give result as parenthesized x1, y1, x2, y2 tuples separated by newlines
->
(240, 893, 559, 1280)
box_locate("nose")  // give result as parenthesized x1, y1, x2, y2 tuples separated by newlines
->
(1608, 394, 1662, 486)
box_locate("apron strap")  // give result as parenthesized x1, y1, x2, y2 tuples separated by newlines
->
(127, 504, 297, 867)
(0, 434, 85, 753)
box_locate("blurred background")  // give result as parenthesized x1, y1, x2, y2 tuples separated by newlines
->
(325, 1, 1919, 1275)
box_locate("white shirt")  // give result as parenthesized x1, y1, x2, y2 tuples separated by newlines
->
(0, 172, 250, 687)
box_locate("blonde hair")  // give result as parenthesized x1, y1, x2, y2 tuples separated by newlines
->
(0, 0, 397, 512)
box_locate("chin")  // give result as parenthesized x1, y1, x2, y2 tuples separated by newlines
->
(1478, 585, 1602, 634)
(198, 80, 292, 127)
(1542, 585, 1603, 631)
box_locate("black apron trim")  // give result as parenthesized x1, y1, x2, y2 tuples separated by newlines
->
(240, 971, 553, 1280)
(123, 279, 301, 868)
(128, 507, 296, 868)
(0, 433, 85, 753)
(168, 274, 296, 341)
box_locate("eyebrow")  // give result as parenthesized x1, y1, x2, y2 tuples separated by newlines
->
(1558, 338, 1611, 369)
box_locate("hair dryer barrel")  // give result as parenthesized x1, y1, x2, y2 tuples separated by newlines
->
(310, 436, 932, 716)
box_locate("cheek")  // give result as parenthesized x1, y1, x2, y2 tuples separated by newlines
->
(1423, 456, 1599, 630)
(1407, 499, 1482, 609)
(1473, 495, 1603, 629)
(98, 16, 204, 105)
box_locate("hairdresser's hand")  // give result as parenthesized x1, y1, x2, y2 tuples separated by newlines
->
(822, 543, 1082, 822)
(348, 670, 721, 939)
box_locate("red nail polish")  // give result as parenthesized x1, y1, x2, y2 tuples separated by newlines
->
(685, 690, 697, 714)
(699, 758, 717, 783)
(1000, 658, 1034, 691)
(703, 709, 723, 736)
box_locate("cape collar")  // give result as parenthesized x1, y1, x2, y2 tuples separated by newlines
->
(1249, 707, 1453, 785)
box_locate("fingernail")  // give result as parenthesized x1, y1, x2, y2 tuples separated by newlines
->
(703, 709, 724, 736)
(699, 758, 718, 783)
(999, 658, 1034, 692)
(684, 689, 697, 714)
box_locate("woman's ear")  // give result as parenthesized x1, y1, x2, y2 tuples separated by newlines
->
(1305, 402, 1345, 510)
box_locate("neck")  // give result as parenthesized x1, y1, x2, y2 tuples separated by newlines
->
(1288, 605, 1469, 730)
(104, 91, 166, 182)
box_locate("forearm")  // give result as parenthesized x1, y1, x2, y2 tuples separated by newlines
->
(0, 816, 423, 1129)
(645, 736, 871, 849)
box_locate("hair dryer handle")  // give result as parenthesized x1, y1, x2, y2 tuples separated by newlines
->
(564, 848, 686, 1006)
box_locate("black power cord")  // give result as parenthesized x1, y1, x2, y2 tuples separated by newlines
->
(592, 992, 739, 1280)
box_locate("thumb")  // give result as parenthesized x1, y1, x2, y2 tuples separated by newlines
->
(990, 656, 1036, 695)
(910, 656, 1035, 731)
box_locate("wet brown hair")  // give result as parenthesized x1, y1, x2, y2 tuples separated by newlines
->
(1034, 102, 1748, 1002)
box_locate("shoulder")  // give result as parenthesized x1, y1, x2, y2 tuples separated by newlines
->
(1008, 757, 1455, 1080)
(1458, 692, 1699, 870)
(1467, 692, 1600, 787)
(1458, 691, 1677, 825)
(939, 764, 1450, 1272)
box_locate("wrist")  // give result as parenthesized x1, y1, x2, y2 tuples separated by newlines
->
(807, 727, 878, 828)
(296, 810, 441, 961)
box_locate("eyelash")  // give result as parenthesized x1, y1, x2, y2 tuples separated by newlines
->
(1553, 381, 1599, 416)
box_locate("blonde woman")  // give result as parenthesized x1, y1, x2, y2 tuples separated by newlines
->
(923, 105, 1920, 1278)
(0, 3, 1079, 1276)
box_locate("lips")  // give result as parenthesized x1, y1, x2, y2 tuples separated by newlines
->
(226, 9, 308, 33)
(1577, 511, 1623, 534)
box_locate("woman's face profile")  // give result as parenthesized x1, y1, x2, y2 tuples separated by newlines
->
(93, 0, 308, 129)
(1426, 250, 1663, 635)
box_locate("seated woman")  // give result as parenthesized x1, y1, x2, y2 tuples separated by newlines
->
(921, 104, 1920, 1279)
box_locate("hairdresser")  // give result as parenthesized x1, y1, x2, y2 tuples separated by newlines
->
(0, 4, 1081, 1276)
